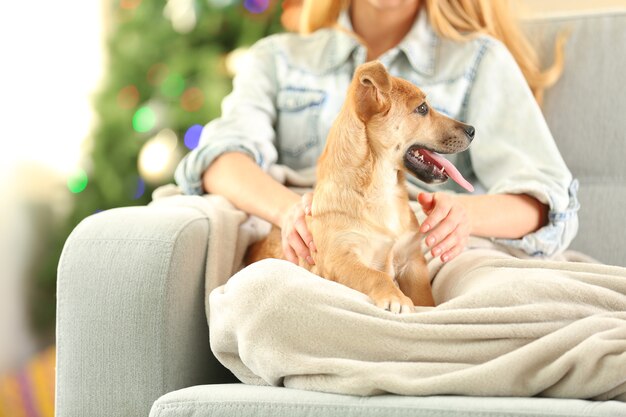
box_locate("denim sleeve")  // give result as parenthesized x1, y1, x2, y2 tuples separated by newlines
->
(465, 38, 579, 257)
(174, 38, 279, 195)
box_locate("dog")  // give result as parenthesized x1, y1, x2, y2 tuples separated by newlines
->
(246, 61, 474, 313)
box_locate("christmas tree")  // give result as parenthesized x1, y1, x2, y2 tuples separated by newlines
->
(34, 0, 284, 336)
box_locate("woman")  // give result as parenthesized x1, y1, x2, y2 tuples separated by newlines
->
(175, 0, 578, 265)
(173, 1, 626, 399)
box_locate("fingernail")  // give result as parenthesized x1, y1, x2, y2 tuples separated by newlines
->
(427, 236, 435, 246)
(432, 247, 441, 256)
(309, 241, 317, 252)
(306, 256, 315, 265)
(421, 224, 430, 233)
(441, 254, 449, 262)
(304, 206, 311, 215)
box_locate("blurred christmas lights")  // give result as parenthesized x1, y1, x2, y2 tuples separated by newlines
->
(160, 73, 186, 97)
(181, 87, 204, 112)
(138, 129, 181, 183)
(132, 105, 157, 133)
(207, 0, 238, 7)
(117, 85, 140, 109)
(244, 0, 269, 14)
(132, 176, 146, 199)
(164, 0, 198, 33)
(120, 0, 142, 10)
(184, 124, 203, 149)
(147, 63, 168, 86)
(67, 169, 88, 193)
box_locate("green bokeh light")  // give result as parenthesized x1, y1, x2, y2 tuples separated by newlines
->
(160, 73, 186, 97)
(67, 169, 88, 193)
(132, 106, 156, 132)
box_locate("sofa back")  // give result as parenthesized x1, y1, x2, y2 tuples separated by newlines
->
(525, 11, 626, 266)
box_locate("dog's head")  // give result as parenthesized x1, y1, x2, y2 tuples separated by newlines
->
(351, 61, 474, 192)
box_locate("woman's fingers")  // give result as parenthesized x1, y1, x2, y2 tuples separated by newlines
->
(418, 193, 471, 262)
(282, 225, 311, 265)
(440, 245, 463, 263)
(281, 194, 316, 265)
(430, 229, 458, 257)
(302, 192, 314, 215)
(293, 216, 316, 258)
(287, 227, 312, 263)
(417, 192, 435, 216)
(420, 193, 451, 234)
(425, 205, 463, 247)
(300, 192, 317, 253)
(431, 225, 468, 262)
(282, 238, 299, 264)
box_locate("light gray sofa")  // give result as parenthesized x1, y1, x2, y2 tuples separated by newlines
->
(56, 11, 626, 417)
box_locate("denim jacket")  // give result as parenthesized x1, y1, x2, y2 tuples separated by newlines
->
(175, 11, 579, 257)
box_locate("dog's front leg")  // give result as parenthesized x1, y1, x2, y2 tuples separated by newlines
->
(395, 254, 434, 307)
(329, 256, 414, 314)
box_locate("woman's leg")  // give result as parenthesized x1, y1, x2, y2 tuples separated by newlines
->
(209, 255, 626, 399)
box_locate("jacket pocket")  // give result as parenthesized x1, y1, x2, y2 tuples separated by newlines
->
(275, 88, 326, 169)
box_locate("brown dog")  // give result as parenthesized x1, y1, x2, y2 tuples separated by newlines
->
(246, 61, 474, 313)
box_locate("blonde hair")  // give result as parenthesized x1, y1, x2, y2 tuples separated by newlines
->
(299, 0, 565, 104)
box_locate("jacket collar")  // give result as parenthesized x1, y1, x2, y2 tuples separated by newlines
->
(332, 9, 438, 77)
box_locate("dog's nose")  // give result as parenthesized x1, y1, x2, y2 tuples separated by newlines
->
(463, 124, 475, 141)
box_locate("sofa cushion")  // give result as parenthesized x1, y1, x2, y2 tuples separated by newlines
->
(149, 384, 626, 417)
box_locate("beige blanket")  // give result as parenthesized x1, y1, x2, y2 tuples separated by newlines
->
(152, 173, 626, 401)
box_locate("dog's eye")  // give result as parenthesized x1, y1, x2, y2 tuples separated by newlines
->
(415, 103, 429, 115)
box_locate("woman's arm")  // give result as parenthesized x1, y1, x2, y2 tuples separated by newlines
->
(203, 152, 299, 227)
(457, 193, 548, 239)
(202, 152, 315, 264)
(458, 38, 577, 258)
(175, 37, 278, 196)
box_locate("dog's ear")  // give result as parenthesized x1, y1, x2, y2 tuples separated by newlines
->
(354, 61, 392, 121)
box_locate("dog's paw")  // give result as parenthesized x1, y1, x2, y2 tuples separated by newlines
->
(372, 291, 414, 314)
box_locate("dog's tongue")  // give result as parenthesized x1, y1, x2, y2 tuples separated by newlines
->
(420, 149, 474, 192)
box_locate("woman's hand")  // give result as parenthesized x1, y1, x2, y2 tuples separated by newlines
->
(417, 192, 472, 263)
(280, 192, 316, 265)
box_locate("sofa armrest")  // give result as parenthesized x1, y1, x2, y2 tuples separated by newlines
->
(55, 205, 237, 417)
